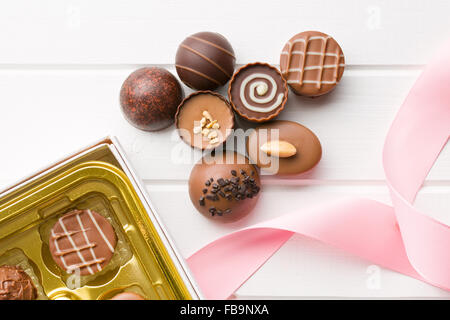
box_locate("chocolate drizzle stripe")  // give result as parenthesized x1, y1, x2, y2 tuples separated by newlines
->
(317, 36, 329, 89)
(283, 42, 292, 79)
(65, 259, 106, 273)
(51, 229, 70, 272)
(55, 215, 96, 275)
(54, 243, 96, 256)
(290, 36, 330, 44)
(179, 78, 197, 90)
(288, 64, 345, 72)
(281, 51, 344, 58)
(87, 209, 115, 253)
(298, 34, 309, 85)
(52, 229, 88, 239)
(180, 44, 232, 78)
(76, 213, 102, 272)
(333, 48, 341, 81)
(175, 64, 222, 85)
(189, 35, 236, 59)
(289, 80, 337, 84)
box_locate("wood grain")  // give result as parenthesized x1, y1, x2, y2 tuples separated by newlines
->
(145, 183, 450, 298)
(0, 66, 447, 185)
(0, 0, 449, 65)
(0, 0, 448, 299)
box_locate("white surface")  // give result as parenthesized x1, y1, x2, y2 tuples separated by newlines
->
(0, 0, 449, 299)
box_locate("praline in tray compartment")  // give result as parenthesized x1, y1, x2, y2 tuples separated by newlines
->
(38, 190, 132, 290)
(32, 161, 189, 299)
(0, 148, 194, 300)
(0, 248, 47, 300)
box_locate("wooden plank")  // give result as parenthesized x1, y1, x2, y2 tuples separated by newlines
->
(144, 182, 450, 298)
(236, 234, 450, 299)
(0, 0, 448, 300)
(0, 66, 448, 190)
(0, 0, 449, 65)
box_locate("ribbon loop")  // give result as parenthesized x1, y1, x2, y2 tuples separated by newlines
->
(188, 42, 450, 299)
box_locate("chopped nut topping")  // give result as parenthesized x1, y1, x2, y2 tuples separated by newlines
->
(209, 137, 219, 145)
(193, 126, 202, 134)
(207, 131, 218, 139)
(206, 120, 218, 129)
(193, 110, 222, 146)
(202, 110, 213, 121)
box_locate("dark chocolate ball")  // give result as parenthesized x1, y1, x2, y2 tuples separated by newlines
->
(175, 32, 236, 91)
(120, 67, 184, 131)
(189, 151, 261, 222)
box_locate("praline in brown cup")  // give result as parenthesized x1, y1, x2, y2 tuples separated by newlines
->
(228, 62, 288, 123)
(175, 91, 235, 150)
(188, 151, 261, 222)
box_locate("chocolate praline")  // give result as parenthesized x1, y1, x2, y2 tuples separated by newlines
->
(49, 209, 117, 276)
(120, 67, 184, 131)
(175, 32, 236, 90)
(0, 265, 37, 300)
(110, 292, 145, 300)
(228, 62, 288, 123)
(246, 120, 322, 175)
(175, 91, 234, 150)
(280, 31, 345, 97)
(189, 152, 261, 222)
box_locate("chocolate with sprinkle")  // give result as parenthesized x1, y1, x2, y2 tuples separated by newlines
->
(188, 151, 261, 221)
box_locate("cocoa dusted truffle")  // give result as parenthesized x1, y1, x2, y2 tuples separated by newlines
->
(228, 62, 288, 122)
(280, 31, 345, 97)
(120, 67, 184, 131)
(175, 91, 235, 150)
(0, 265, 37, 300)
(49, 209, 117, 276)
(189, 151, 261, 221)
(176, 32, 236, 90)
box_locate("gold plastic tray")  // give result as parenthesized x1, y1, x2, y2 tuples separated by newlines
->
(0, 148, 193, 300)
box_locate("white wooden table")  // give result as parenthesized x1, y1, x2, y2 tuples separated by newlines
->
(0, 0, 449, 299)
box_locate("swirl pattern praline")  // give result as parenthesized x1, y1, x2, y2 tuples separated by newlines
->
(228, 62, 288, 123)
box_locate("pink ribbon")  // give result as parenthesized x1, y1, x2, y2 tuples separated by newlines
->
(187, 42, 450, 299)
